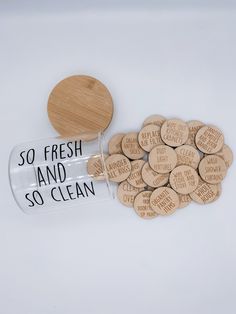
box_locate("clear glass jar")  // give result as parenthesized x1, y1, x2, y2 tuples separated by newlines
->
(9, 133, 114, 214)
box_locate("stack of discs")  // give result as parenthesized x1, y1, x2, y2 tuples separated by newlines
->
(88, 115, 233, 219)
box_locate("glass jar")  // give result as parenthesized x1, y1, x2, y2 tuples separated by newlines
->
(9, 132, 114, 214)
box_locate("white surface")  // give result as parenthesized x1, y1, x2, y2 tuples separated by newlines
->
(1, 3, 236, 314)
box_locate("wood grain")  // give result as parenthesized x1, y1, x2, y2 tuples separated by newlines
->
(47, 75, 114, 139)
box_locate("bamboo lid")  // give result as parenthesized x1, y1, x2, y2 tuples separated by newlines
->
(47, 75, 114, 139)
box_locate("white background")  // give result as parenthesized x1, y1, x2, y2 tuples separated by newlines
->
(1, 1, 236, 314)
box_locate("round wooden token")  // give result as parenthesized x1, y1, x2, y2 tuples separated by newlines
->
(47, 75, 113, 139)
(138, 124, 163, 152)
(161, 119, 189, 147)
(105, 154, 131, 183)
(214, 184, 222, 202)
(141, 162, 169, 188)
(167, 183, 192, 208)
(142, 114, 166, 128)
(198, 155, 227, 184)
(87, 154, 108, 180)
(127, 160, 147, 188)
(150, 187, 179, 216)
(121, 132, 145, 160)
(117, 181, 144, 208)
(190, 178, 221, 204)
(133, 191, 158, 219)
(169, 165, 199, 195)
(175, 144, 201, 169)
(178, 194, 192, 209)
(195, 125, 224, 154)
(149, 145, 177, 173)
(108, 133, 125, 155)
(216, 144, 233, 168)
(186, 120, 205, 147)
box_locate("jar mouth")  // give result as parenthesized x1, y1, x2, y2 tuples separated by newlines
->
(98, 132, 115, 200)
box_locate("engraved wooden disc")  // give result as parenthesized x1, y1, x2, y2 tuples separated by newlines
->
(142, 114, 166, 128)
(87, 154, 108, 180)
(186, 120, 204, 147)
(127, 160, 147, 188)
(190, 178, 221, 204)
(216, 144, 233, 168)
(167, 183, 192, 208)
(175, 144, 201, 169)
(161, 119, 189, 147)
(169, 165, 199, 194)
(117, 180, 144, 208)
(105, 154, 131, 182)
(150, 187, 179, 216)
(198, 155, 227, 184)
(47, 75, 114, 138)
(133, 191, 158, 219)
(178, 194, 192, 209)
(195, 125, 224, 154)
(121, 132, 145, 160)
(138, 124, 163, 152)
(149, 144, 177, 173)
(141, 162, 169, 188)
(108, 133, 125, 155)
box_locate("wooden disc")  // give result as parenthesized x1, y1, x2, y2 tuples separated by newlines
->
(195, 125, 224, 154)
(117, 181, 144, 208)
(190, 178, 221, 204)
(108, 133, 125, 155)
(150, 187, 179, 216)
(142, 114, 166, 128)
(138, 124, 163, 152)
(186, 120, 205, 147)
(141, 162, 169, 188)
(175, 144, 201, 169)
(105, 154, 131, 183)
(121, 132, 146, 160)
(47, 75, 114, 138)
(198, 155, 227, 184)
(178, 194, 192, 209)
(161, 119, 189, 147)
(87, 154, 108, 180)
(216, 144, 233, 168)
(166, 183, 192, 208)
(127, 160, 147, 188)
(133, 191, 158, 219)
(149, 144, 177, 173)
(169, 165, 199, 195)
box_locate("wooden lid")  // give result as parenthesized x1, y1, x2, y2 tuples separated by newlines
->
(47, 75, 114, 138)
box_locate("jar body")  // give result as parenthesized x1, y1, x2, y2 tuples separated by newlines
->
(9, 133, 113, 214)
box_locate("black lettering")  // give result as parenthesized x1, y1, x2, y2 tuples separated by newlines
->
(33, 191, 44, 205)
(84, 181, 96, 196)
(66, 185, 76, 200)
(26, 149, 35, 164)
(18, 151, 25, 166)
(75, 140, 82, 157)
(44, 145, 50, 161)
(46, 165, 57, 185)
(58, 186, 69, 201)
(67, 141, 73, 158)
(59, 143, 66, 159)
(25, 193, 34, 207)
(57, 163, 66, 183)
(51, 144, 58, 161)
(37, 167, 47, 187)
(51, 187, 60, 202)
(76, 182, 85, 198)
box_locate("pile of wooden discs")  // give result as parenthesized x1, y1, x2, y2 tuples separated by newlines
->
(88, 115, 233, 219)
